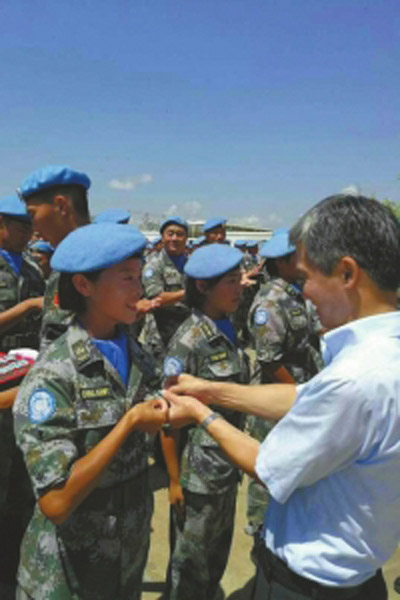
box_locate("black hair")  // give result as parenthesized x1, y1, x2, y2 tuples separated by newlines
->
(58, 271, 101, 313)
(25, 184, 90, 220)
(185, 266, 240, 310)
(290, 194, 400, 291)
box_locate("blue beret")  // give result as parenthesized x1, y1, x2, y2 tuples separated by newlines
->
(159, 216, 188, 233)
(260, 229, 295, 258)
(93, 209, 130, 224)
(246, 240, 258, 249)
(0, 196, 31, 222)
(234, 240, 247, 248)
(184, 244, 242, 279)
(202, 217, 227, 233)
(29, 241, 54, 254)
(20, 165, 91, 199)
(51, 224, 146, 273)
(152, 234, 162, 245)
(192, 235, 206, 247)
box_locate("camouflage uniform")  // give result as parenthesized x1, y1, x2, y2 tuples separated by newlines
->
(13, 321, 158, 600)
(0, 251, 44, 593)
(40, 270, 75, 351)
(141, 249, 190, 369)
(164, 311, 249, 600)
(245, 277, 324, 534)
(0, 251, 44, 352)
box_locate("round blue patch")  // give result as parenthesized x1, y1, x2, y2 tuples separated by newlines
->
(254, 308, 269, 326)
(143, 267, 154, 279)
(28, 389, 56, 424)
(163, 356, 184, 377)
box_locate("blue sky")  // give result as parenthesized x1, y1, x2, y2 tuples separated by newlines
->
(0, 0, 399, 229)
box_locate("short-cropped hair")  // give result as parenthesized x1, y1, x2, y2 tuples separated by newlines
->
(290, 194, 400, 292)
(26, 184, 89, 220)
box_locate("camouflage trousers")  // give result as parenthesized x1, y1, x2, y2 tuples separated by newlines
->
(166, 486, 237, 600)
(245, 415, 272, 535)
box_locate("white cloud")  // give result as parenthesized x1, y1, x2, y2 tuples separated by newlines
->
(109, 173, 153, 191)
(340, 184, 361, 196)
(165, 204, 179, 216)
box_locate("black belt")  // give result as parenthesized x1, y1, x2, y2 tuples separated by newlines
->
(257, 544, 382, 600)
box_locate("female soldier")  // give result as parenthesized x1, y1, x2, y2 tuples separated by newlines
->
(161, 244, 249, 600)
(13, 223, 168, 600)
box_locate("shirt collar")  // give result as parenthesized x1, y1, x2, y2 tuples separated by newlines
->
(322, 311, 400, 366)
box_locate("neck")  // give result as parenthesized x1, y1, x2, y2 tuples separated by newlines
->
(202, 302, 225, 320)
(79, 312, 117, 339)
(351, 281, 398, 322)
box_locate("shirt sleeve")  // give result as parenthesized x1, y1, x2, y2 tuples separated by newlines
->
(250, 299, 287, 364)
(255, 373, 374, 503)
(13, 371, 78, 498)
(142, 261, 164, 298)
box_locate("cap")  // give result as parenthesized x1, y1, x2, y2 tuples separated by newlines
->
(51, 224, 146, 273)
(93, 209, 130, 224)
(20, 165, 91, 199)
(202, 217, 227, 233)
(234, 240, 247, 248)
(192, 235, 206, 248)
(184, 244, 242, 279)
(29, 241, 54, 254)
(246, 240, 258, 249)
(160, 216, 188, 234)
(259, 229, 295, 258)
(0, 196, 31, 223)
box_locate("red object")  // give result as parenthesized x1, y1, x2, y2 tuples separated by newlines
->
(0, 352, 35, 389)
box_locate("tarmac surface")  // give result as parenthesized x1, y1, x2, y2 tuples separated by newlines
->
(143, 464, 400, 600)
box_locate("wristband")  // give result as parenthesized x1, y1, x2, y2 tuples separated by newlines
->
(200, 412, 221, 430)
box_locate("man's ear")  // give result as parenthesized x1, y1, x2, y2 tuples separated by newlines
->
(338, 256, 359, 287)
(72, 274, 94, 298)
(53, 194, 71, 218)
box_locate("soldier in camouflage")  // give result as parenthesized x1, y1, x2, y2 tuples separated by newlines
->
(161, 244, 249, 600)
(141, 217, 191, 371)
(13, 224, 168, 600)
(0, 196, 44, 598)
(19, 165, 92, 350)
(245, 229, 323, 538)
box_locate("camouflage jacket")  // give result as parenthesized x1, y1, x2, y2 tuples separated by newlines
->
(0, 251, 44, 351)
(164, 311, 249, 494)
(40, 270, 75, 351)
(248, 277, 324, 384)
(13, 321, 158, 599)
(142, 249, 190, 348)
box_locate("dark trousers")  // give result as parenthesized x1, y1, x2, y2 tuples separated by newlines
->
(252, 546, 387, 600)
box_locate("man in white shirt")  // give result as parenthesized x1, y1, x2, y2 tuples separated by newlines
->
(165, 193, 400, 600)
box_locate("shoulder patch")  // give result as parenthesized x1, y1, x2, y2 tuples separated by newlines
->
(72, 340, 91, 363)
(163, 356, 184, 377)
(254, 308, 269, 326)
(143, 267, 154, 279)
(28, 389, 55, 424)
(199, 322, 214, 340)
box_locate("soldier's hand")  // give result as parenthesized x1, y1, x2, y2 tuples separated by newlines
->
(134, 297, 162, 321)
(163, 388, 209, 428)
(167, 374, 213, 405)
(130, 396, 169, 433)
(169, 481, 185, 528)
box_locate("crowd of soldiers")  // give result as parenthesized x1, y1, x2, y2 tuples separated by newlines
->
(0, 164, 325, 600)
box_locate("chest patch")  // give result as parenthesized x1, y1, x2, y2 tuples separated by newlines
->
(254, 308, 269, 326)
(163, 356, 184, 377)
(80, 386, 111, 400)
(143, 267, 154, 279)
(209, 352, 228, 363)
(28, 389, 55, 424)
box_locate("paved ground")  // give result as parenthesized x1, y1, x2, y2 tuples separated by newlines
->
(143, 465, 400, 599)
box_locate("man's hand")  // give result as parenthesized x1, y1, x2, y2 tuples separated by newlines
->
(169, 480, 185, 528)
(167, 374, 214, 404)
(163, 388, 210, 428)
